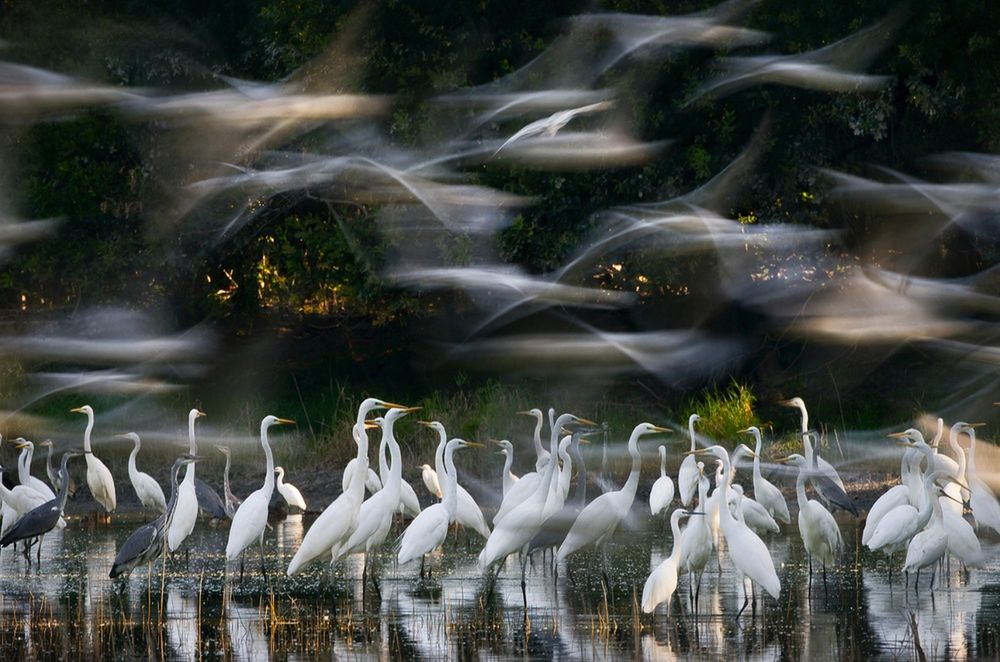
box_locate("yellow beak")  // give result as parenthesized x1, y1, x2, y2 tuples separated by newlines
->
(649, 425, 671, 434)
(70, 406, 85, 413)
(464, 441, 486, 448)
(276, 418, 296, 425)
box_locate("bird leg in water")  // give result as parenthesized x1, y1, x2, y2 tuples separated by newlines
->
(520, 552, 529, 610)
(735, 576, 749, 619)
(258, 536, 269, 585)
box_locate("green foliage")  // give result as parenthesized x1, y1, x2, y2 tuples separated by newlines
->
(686, 381, 758, 443)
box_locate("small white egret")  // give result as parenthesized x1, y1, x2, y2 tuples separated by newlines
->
(419, 463, 442, 498)
(120, 432, 166, 514)
(71, 405, 117, 514)
(677, 414, 701, 507)
(11, 440, 56, 502)
(678, 463, 712, 607)
(167, 409, 206, 552)
(862, 445, 919, 546)
(275, 467, 307, 511)
(779, 454, 843, 582)
(641, 508, 691, 614)
(649, 445, 675, 517)
(902, 475, 949, 592)
(225, 415, 295, 579)
(398, 438, 482, 571)
(741, 427, 790, 524)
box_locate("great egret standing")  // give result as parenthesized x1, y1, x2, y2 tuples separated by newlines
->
(527, 426, 594, 561)
(741, 427, 790, 524)
(287, 397, 405, 576)
(964, 424, 1000, 535)
(0, 462, 51, 546)
(779, 453, 842, 583)
(120, 433, 166, 515)
(167, 409, 206, 553)
(111, 454, 201, 580)
(556, 422, 670, 590)
(420, 420, 491, 539)
(340, 408, 409, 586)
(479, 413, 595, 605)
(779, 398, 847, 490)
(902, 473, 949, 592)
(649, 445, 675, 517)
(677, 414, 701, 507)
(689, 445, 780, 617)
(12, 440, 57, 501)
(679, 463, 712, 608)
(275, 467, 307, 511)
(641, 509, 691, 614)
(399, 438, 481, 572)
(71, 405, 117, 515)
(225, 415, 295, 580)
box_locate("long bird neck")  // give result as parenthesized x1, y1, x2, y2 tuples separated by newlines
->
(502, 449, 514, 484)
(56, 454, 74, 511)
(532, 413, 544, 460)
(571, 439, 587, 506)
(622, 432, 642, 498)
(261, 423, 276, 495)
(434, 430, 447, 480)
(688, 419, 697, 452)
(967, 431, 977, 474)
(223, 453, 233, 500)
(668, 512, 684, 561)
(387, 431, 402, 495)
(163, 460, 187, 529)
(949, 426, 967, 479)
(717, 454, 734, 528)
(916, 476, 937, 528)
(378, 432, 390, 483)
(17, 448, 30, 484)
(128, 439, 140, 476)
(659, 446, 666, 477)
(795, 469, 809, 512)
(442, 443, 459, 520)
(183, 418, 197, 484)
(83, 411, 94, 452)
(752, 432, 763, 479)
(798, 404, 809, 435)
(697, 476, 709, 509)
(349, 426, 368, 502)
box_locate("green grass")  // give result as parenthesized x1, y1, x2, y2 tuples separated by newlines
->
(685, 381, 759, 444)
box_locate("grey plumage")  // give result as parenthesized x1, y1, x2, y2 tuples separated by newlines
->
(110, 454, 200, 579)
(1, 449, 84, 549)
(527, 428, 593, 555)
(217, 446, 241, 518)
(194, 477, 228, 519)
(807, 433, 858, 516)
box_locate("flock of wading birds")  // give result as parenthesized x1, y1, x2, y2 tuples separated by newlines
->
(0, 396, 998, 617)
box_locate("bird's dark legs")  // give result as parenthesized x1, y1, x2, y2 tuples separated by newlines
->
(520, 553, 529, 610)
(736, 577, 749, 619)
(258, 536, 269, 585)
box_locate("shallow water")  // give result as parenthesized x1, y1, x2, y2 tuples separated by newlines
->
(1, 513, 999, 660)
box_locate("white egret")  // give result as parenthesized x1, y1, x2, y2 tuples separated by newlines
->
(120, 432, 166, 514)
(340, 408, 409, 583)
(690, 445, 780, 616)
(677, 414, 701, 507)
(494, 440, 520, 497)
(780, 398, 846, 489)
(480, 413, 595, 604)
(902, 474, 949, 592)
(963, 424, 1000, 535)
(519, 408, 550, 472)
(71, 405, 117, 514)
(649, 445, 675, 517)
(399, 438, 481, 570)
(741, 427, 790, 524)
(728, 484, 779, 535)
(12, 440, 56, 502)
(342, 457, 382, 494)
(678, 463, 712, 607)
(225, 415, 295, 579)
(420, 420, 491, 539)
(556, 422, 670, 587)
(275, 467, 307, 511)
(641, 509, 691, 614)
(286, 397, 405, 575)
(0, 462, 51, 543)
(167, 408, 207, 552)
(369, 417, 420, 518)
(861, 445, 919, 546)
(527, 427, 594, 559)
(419, 463, 442, 498)
(779, 454, 842, 582)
